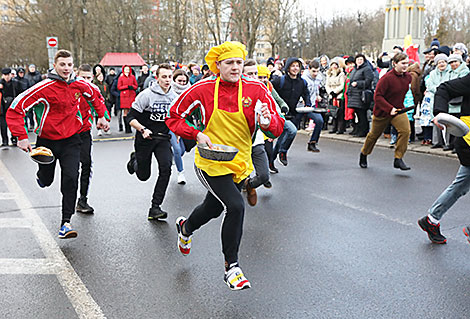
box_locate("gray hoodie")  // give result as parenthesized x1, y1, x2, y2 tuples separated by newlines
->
(129, 81, 177, 134)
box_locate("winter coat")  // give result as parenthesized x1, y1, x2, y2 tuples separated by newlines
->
(426, 66, 450, 95)
(92, 78, 108, 100)
(447, 63, 470, 113)
(13, 75, 30, 97)
(302, 70, 322, 104)
(407, 63, 423, 105)
(272, 57, 312, 116)
(346, 62, 374, 109)
(325, 68, 346, 100)
(137, 71, 150, 91)
(117, 65, 137, 109)
(24, 71, 42, 88)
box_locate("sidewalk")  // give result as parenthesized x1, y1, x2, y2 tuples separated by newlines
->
(300, 129, 459, 160)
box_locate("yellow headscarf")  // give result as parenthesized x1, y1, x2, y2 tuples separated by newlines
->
(257, 65, 270, 78)
(205, 41, 248, 74)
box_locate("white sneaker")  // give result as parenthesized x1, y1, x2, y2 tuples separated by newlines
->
(97, 129, 103, 136)
(224, 264, 251, 291)
(104, 129, 111, 135)
(176, 216, 191, 255)
(177, 171, 186, 185)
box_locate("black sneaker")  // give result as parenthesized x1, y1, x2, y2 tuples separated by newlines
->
(11, 136, 17, 146)
(148, 206, 168, 220)
(278, 152, 288, 166)
(127, 152, 136, 175)
(307, 142, 320, 152)
(76, 198, 94, 214)
(263, 181, 272, 188)
(359, 153, 367, 168)
(418, 216, 447, 244)
(269, 163, 279, 174)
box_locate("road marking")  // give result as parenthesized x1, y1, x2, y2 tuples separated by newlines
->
(0, 193, 16, 200)
(312, 193, 416, 227)
(0, 218, 32, 228)
(0, 160, 106, 319)
(0, 258, 60, 275)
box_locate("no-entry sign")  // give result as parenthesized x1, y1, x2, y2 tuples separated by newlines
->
(46, 37, 58, 48)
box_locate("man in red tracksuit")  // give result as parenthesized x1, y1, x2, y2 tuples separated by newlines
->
(6, 49, 109, 239)
(75, 64, 110, 214)
(166, 41, 284, 291)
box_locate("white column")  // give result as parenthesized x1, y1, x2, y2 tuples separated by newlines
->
(410, 7, 414, 37)
(384, 10, 389, 39)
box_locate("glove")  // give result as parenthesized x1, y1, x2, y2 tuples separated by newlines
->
(281, 106, 289, 114)
(128, 85, 134, 90)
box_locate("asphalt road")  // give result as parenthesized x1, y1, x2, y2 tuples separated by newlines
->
(1, 132, 470, 319)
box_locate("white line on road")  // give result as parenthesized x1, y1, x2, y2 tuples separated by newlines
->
(312, 193, 416, 227)
(0, 258, 61, 275)
(0, 218, 32, 228)
(0, 193, 17, 200)
(0, 160, 106, 319)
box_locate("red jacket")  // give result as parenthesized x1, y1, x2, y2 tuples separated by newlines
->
(117, 65, 137, 109)
(6, 71, 106, 140)
(166, 75, 285, 140)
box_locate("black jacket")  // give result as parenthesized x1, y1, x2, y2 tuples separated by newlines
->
(347, 62, 374, 109)
(271, 57, 312, 116)
(0, 79, 16, 115)
(434, 73, 470, 166)
(13, 76, 29, 96)
(24, 71, 42, 88)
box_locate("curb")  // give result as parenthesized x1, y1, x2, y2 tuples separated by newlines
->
(299, 129, 459, 160)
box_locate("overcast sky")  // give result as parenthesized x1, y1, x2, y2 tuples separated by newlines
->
(299, 0, 384, 19)
(299, 0, 435, 20)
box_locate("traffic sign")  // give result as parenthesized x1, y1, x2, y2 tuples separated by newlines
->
(46, 37, 58, 48)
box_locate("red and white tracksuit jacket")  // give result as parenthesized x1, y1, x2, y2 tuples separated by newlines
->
(165, 75, 285, 140)
(6, 71, 106, 140)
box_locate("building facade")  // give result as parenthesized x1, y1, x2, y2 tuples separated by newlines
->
(382, 0, 426, 53)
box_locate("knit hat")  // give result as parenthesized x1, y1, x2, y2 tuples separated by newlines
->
(257, 65, 270, 78)
(205, 41, 248, 74)
(453, 43, 468, 55)
(430, 38, 440, 48)
(448, 54, 463, 64)
(434, 53, 448, 64)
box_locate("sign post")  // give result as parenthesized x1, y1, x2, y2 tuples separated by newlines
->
(46, 37, 58, 69)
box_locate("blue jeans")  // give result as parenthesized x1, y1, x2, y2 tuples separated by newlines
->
(291, 112, 324, 143)
(273, 120, 297, 156)
(170, 131, 185, 172)
(429, 165, 470, 220)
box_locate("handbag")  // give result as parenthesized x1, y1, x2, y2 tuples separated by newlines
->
(361, 89, 373, 105)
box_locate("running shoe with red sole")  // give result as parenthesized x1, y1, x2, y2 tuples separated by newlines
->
(224, 265, 251, 291)
(463, 226, 470, 244)
(176, 216, 192, 256)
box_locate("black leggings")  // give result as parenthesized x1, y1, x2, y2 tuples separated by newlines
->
(185, 167, 245, 264)
(36, 134, 81, 224)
